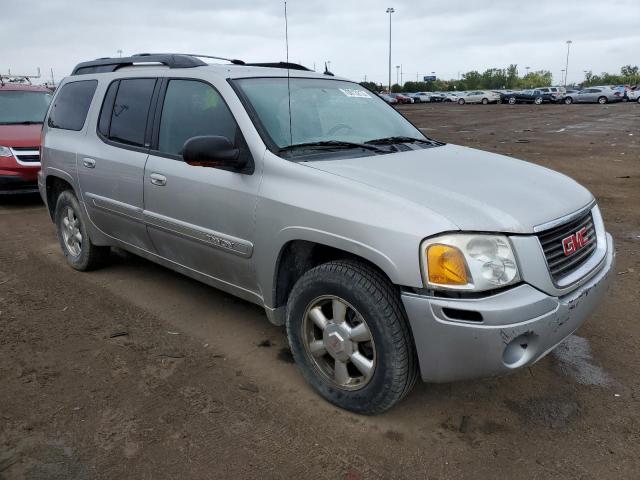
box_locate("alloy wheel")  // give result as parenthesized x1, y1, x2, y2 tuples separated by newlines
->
(302, 295, 376, 391)
(61, 206, 82, 257)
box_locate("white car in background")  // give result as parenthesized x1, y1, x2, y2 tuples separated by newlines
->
(412, 92, 433, 103)
(443, 92, 462, 102)
(627, 89, 640, 103)
(457, 90, 500, 105)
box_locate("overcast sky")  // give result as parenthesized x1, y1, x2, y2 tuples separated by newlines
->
(2, 0, 639, 86)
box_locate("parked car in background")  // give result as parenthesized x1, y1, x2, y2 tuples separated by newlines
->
(431, 92, 448, 102)
(500, 89, 549, 105)
(458, 90, 500, 104)
(411, 92, 432, 103)
(627, 89, 640, 103)
(443, 92, 462, 102)
(0, 82, 53, 194)
(403, 93, 419, 103)
(390, 93, 413, 104)
(536, 86, 564, 103)
(378, 93, 398, 105)
(563, 87, 620, 104)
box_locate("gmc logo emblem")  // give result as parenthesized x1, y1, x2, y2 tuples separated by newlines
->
(562, 227, 589, 256)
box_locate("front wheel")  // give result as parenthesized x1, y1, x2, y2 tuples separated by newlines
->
(458, 98, 465, 105)
(508, 97, 517, 105)
(55, 190, 110, 271)
(534, 97, 543, 105)
(564, 96, 573, 105)
(286, 260, 418, 414)
(481, 98, 489, 105)
(597, 96, 607, 104)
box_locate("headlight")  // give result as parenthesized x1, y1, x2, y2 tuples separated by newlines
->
(0, 146, 13, 157)
(421, 234, 520, 291)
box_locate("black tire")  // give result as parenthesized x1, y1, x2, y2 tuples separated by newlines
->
(54, 190, 110, 271)
(481, 98, 488, 105)
(286, 259, 418, 414)
(458, 98, 465, 105)
(597, 96, 607, 104)
(564, 96, 573, 105)
(534, 97, 543, 105)
(508, 97, 517, 105)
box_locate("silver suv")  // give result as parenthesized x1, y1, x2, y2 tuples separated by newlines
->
(39, 53, 614, 414)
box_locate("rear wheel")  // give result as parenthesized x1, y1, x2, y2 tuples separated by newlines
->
(534, 97, 543, 105)
(458, 98, 465, 105)
(286, 260, 418, 414)
(564, 96, 573, 105)
(597, 96, 607, 104)
(55, 190, 110, 271)
(481, 98, 488, 105)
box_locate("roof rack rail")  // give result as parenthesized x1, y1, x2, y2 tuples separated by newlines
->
(71, 53, 312, 76)
(71, 53, 211, 75)
(244, 62, 310, 71)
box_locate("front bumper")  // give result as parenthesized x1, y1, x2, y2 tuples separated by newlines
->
(402, 232, 615, 383)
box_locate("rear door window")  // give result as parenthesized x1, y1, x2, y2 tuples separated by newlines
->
(100, 78, 156, 147)
(47, 80, 98, 131)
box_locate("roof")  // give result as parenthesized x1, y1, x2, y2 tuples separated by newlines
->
(0, 82, 52, 92)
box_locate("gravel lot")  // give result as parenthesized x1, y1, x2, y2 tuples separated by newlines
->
(1, 103, 638, 479)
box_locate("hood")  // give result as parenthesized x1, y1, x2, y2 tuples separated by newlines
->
(0, 124, 42, 148)
(306, 144, 593, 233)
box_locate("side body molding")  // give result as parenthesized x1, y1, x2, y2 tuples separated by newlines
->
(143, 210, 254, 258)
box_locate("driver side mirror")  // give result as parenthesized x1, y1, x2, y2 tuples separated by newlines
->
(182, 135, 245, 170)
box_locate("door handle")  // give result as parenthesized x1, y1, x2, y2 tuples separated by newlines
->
(82, 158, 96, 169)
(150, 173, 167, 186)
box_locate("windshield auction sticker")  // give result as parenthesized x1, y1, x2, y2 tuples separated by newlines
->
(339, 88, 371, 98)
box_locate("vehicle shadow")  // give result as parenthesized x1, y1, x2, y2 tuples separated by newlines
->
(0, 192, 44, 210)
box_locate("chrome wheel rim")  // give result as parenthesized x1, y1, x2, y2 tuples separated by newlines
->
(61, 206, 82, 257)
(302, 295, 376, 391)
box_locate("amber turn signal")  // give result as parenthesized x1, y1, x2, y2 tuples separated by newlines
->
(427, 244, 469, 286)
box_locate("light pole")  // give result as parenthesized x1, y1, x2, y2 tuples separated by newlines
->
(564, 40, 572, 87)
(386, 7, 395, 92)
(117, 49, 123, 58)
(396, 65, 400, 86)
(561, 69, 565, 85)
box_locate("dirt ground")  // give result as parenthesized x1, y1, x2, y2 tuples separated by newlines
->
(1, 103, 639, 480)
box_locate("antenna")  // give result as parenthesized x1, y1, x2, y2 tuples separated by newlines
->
(285, 1, 293, 145)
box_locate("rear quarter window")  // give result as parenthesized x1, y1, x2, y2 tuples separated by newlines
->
(98, 78, 156, 147)
(47, 80, 98, 131)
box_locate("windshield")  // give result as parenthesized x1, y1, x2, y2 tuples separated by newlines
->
(0, 90, 53, 125)
(235, 78, 426, 152)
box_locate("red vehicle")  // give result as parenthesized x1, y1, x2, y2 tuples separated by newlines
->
(0, 82, 53, 194)
(389, 93, 413, 104)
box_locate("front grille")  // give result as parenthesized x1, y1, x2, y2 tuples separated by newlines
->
(10, 146, 40, 164)
(536, 210, 597, 282)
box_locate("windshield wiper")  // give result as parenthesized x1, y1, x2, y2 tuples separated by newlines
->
(0, 121, 43, 125)
(365, 136, 438, 146)
(279, 140, 386, 154)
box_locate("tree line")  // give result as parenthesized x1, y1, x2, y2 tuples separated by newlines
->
(361, 65, 639, 93)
